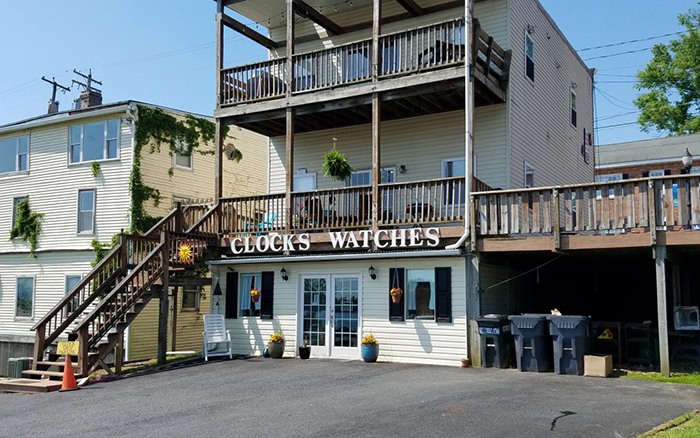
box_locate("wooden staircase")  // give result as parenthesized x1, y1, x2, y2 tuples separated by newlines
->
(23, 203, 220, 381)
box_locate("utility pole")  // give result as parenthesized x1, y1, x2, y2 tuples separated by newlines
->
(41, 76, 70, 114)
(72, 69, 102, 93)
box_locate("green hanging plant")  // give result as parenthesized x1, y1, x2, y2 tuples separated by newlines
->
(322, 149, 355, 182)
(9, 199, 44, 257)
(91, 161, 101, 177)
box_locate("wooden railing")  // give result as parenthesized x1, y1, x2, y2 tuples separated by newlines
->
(379, 177, 466, 226)
(219, 19, 507, 106)
(167, 231, 219, 267)
(144, 207, 181, 239)
(473, 175, 700, 239)
(220, 193, 286, 235)
(187, 203, 220, 235)
(292, 186, 373, 231)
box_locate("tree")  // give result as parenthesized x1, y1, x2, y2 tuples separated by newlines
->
(635, 5, 700, 135)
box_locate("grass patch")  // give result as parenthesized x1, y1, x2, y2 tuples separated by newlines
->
(619, 371, 700, 387)
(638, 411, 700, 437)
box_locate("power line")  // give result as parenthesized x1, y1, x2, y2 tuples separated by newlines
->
(597, 121, 640, 130)
(577, 31, 683, 52)
(595, 110, 640, 122)
(584, 46, 655, 61)
(595, 87, 637, 111)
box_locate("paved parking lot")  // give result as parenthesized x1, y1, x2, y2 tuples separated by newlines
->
(2, 358, 699, 438)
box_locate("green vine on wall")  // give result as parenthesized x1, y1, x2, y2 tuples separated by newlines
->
(130, 105, 222, 233)
(91, 161, 101, 177)
(90, 234, 119, 267)
(9, 199, 44, 257)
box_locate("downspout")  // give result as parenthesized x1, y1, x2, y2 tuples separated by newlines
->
(447, 0, 474, 251)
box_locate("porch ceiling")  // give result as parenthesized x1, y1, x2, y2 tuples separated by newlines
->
(226, 0, 372, 29)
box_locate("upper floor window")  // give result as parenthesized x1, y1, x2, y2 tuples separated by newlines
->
(525, 34, 535, 82)
(15, 276, 35, 318)
(0, 135, 29, 175)
(69, 119, 119, 164)
(77, 189, 95, 234)
(570, 90, 578, 127)
(524, 162, 535, 188)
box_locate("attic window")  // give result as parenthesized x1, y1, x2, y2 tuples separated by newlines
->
(173, 140, 193, 170)
(525, 34, 535, 82)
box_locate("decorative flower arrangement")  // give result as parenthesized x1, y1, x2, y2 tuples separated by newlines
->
(177, 242, 193, 264)
(390, 287, 403, 303)
(270, 333, 284, 343)
(250, 288, 261, 302)
(361, 334, 379, 346)
(322, 148, 355, 182)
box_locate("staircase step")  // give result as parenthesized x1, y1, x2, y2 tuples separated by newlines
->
(36, 361, 79, 369)
(22, 369, 65, 379)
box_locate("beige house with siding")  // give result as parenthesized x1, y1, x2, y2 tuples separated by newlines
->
(0, 96, 267, 374)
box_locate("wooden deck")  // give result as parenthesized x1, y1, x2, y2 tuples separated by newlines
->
(472, 175, 700, 252)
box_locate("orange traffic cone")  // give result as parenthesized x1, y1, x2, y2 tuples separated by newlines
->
(59, 355, 79, 392)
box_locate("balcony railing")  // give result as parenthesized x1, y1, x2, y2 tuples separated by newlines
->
(217, 176, 486, 236)
(219, 18, 506, 106)
(472, 175, 700, 238)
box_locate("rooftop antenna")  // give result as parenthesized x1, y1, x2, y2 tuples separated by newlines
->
(41, 76, 70, 114)
(72, 68, 102, 93)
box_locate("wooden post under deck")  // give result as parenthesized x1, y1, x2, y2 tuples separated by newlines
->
(654, 245, 671, 377)
(114, 332, 123, 375)
(371, 0, 381, 240)
(284, 0, 295, 235)
(77, 326, 89, 377)
(215, 0, 225, 202)
(158, 231, 170, 366)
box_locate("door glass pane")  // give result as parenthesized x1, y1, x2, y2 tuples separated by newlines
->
(303, 277, 326, 347)
(333, 277, 359, 348)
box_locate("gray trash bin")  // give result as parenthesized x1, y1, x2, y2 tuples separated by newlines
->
(547, 315, 590, 375)
(477, 314, 513, 368)
(509, 314, 552, 372)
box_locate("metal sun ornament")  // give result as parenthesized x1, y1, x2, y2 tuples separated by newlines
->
(177, 242, 194, 265)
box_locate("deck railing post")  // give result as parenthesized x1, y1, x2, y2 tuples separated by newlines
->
(174, 201, 183, 232)
(553, 189, 561, 249)
(32, 324, 46, 370)
(77, 326, 89, 377)
(119, 230, 128, 270)
(469, 195, 477, 252)
(158, 230, 170, 366)
(648, 179, 657, 245)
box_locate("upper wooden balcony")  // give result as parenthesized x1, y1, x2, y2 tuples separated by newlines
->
(472, 174, 700, 253)
(216, 18, 509, 134)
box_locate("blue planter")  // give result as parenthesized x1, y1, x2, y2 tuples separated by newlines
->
(361, 344, 379, 363)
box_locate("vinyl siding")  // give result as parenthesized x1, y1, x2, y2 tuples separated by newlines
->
(0, 251, 94, 338)
(506, 0, 594, 189)
(269, 109, 505, 193)
(212, 255, 467, 367)
(0, 113, 132, 253)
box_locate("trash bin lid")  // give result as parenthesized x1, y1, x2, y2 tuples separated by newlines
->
(547, 315, 590, 329)
(479, 314, 508, 319)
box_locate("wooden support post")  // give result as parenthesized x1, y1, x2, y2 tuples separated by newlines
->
(372, 94, 381, 237)
(286, 0, 294, 98)
(174, 202, 183, 232)
(672, 263, 681, 308)
(465, 0, 475, 238)
(470, 195, 477, 252)
(158, 231, 170, 366)
(77, 326, 89, 378)
(648, 179, 657, 245)
(114, 332, 123, 375)
(32, 325, 45, 370)
(215, 120, 224, 203)
(553, 189, 561, 250)
(285, 108, 295, 235)
(215, 1, 224, 108)
(169, 287, 178, 352)
(465, 254, 481, 366)
(119, 230, 127, 270)
(654, 245, 670, 377)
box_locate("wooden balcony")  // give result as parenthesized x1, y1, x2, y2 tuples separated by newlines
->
(219, 18, 508, 112)
(472, 175, 700, 252)
(218, 176, 487, 237)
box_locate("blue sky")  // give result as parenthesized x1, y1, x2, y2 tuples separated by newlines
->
(0, 0, 693, 145)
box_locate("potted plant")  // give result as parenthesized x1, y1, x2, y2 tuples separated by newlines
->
(361, 334, 379, 363)
(268, 333, 285, 358)
(250, 287, 260, 303)
(298, 339, 311, 360)
(322, 149, 355, 182)
(390, 287, 403, 304)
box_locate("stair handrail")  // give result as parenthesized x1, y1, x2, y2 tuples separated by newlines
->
(186, 203, 220, 235)
(144, 206, 182, 238)
(74, 241, 165, 346)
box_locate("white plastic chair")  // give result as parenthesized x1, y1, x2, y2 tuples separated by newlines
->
(202, 314, 232, 361)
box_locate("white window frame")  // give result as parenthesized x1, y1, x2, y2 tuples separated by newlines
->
(595, 173, 623, 199)
(12, 196, 28, 230)
(240, 273, 263, 317)
(441, 157, 466, 179)
(648, 170, 666, 177)
(173, 139, 194, 171)
(77, 189, 96, 234)
(68, 119, 120, 164)
(524, 162, 535, 188)
(293, 172, 317, 192)
(570, 89, 578, 128)
(406, 269, 436, 320)
(15, 275, 35, 319)
(181, 286, 201, 312)
(525, 33, 535, 82)
(0, 135, 29, 175)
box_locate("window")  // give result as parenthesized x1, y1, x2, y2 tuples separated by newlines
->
(12, 196, 28, 229)
(240, 273, 262, 317)
(69, 119, 119, 163)
(0, 135, 29, 174)
(15, 276, 34, 318)
(407, 269, 435, 319)
(173, 140, 193, 170)
(348, 170, 371, 187)
(570, 89, 577, 127)
(65, 275, 81, 315)
(524, 162, 535, 188)
(691, 167, 700, 175)
(595, 173, 623, 198)
(77, 189, 95, 233)
(182, 286, 200, 311)
(525, 34, 535, 82)
(649, 170, 666, 177)
(343, 47, 370, 82)
(442, 158, 466, 205)
(293, 173, 316, 192)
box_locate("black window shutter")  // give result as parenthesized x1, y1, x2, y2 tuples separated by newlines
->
(642, 171, 649, 178)
(622, 173, 629, 180)
(434, 267, 452, 323)
(664, 169, 671, 176)
(389, 268, 405, 321)
(225, 272, 238, 319)
(260, 271, 274, 320)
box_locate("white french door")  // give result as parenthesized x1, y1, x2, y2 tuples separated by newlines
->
(299, 274, 362, 359)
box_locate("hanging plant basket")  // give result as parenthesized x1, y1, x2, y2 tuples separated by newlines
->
(390, 287, 403, 304)
(322, 149, 355, 182)
(250, 288, 261, 303)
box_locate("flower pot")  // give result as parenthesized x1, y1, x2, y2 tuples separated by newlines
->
(391, 293, 402, 304)
(328, 165, 340, 177)
(251, 293, 260, 303)
(268, 341, 285, 358)
(461, 358, 470, 368)
(361, 344, 379, 363)
(298, 346, 311, 360)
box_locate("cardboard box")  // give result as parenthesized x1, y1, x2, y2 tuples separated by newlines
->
(584, 354, 613, 377)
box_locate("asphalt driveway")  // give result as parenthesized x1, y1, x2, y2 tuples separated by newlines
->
(2, 358, 699, 438)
